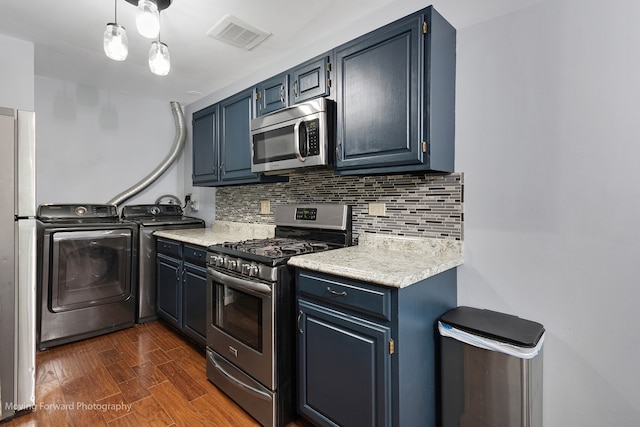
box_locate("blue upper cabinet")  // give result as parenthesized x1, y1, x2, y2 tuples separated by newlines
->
(219, 89, 256, 182)
(192, 89, 288, 186)
(290, 53, 332, 105)
(254, 52, 333, 117)
(255, 73, 289, 116)
(192, 104, 218, 185)
(334, 7, 456, 175)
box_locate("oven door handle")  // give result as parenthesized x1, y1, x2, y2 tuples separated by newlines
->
(207, 267, 272, 294)
(207, 351, 273, 402)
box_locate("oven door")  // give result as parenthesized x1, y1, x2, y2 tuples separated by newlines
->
(49, 229, 133, 312)
(207, 267, 274, 389)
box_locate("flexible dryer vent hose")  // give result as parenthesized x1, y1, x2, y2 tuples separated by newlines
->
(106, 101, 186, 207)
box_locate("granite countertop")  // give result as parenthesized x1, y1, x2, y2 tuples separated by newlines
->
(287, 233, 463, 288)
(153, 220, 275, 247)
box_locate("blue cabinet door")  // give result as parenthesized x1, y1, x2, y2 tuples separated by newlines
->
(182, 263, 206, 345)
(219, 88, 257, 182)
(256, 73, 288, 116)
(334, 7, 455, 175)
(298, 299, 392, 427)
(335, 15, 422, 172)
(290, 54, 332, 104)
(156, 254, 181, 328)
(192, 104, 219, 184)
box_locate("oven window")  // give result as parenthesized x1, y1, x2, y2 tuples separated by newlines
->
(214, 283, 263, 352)
(50, 229, 132, 312)
(253, 125, 296, 164)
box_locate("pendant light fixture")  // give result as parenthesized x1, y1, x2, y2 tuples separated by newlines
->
(105, 0, 173, 74)
(135, 0, 160, 38)
(103, 0, 128, 61)
(149, 13, 170, 76)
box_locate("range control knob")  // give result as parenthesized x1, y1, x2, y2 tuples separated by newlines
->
(241, 263, 259, 276)
(215, 256, 225, 267)
(241, 263, 251, 275)
(248, 264, 259, 276)
(227, 260, 237, 270)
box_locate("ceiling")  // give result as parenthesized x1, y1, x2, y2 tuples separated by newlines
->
(0, 0, 543, 105)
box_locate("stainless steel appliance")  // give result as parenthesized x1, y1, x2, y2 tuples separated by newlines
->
(0, 108, 36, 421)
(250, 98, 334, 175)
(206, 204, 351, 427)
(121, 204, 205, 323)
(37, 204, 137, 350)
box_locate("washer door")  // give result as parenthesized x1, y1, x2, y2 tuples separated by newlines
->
(50, 229, 133, 312)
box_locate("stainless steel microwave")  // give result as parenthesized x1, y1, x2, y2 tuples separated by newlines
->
(250, 98, 332, 175)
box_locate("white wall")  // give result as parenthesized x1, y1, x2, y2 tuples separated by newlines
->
(35, 76, 186, 207)
(456, 0, 640, 425)
(0, 34, 34, 110)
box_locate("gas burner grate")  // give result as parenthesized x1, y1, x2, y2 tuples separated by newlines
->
(222, 238, 330, 258)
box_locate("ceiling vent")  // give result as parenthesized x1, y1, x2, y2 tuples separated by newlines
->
(206, 14, 271, 50)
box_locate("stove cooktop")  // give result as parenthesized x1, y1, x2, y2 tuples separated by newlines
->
(221, 237, 332, 258)
(208, 204, 352, 276)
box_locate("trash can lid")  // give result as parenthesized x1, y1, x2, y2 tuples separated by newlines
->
(439, 306, 545, 347)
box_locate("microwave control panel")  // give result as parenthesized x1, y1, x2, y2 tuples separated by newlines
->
(300, 119, 320, 157)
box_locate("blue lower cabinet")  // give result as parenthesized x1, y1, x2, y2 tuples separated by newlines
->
(157, 254, 181, 328)
(156, 239, 206, 346)
(296, 268, 457, 427)
(298, 299, 392, 426)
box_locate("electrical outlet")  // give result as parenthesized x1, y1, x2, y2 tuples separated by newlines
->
(186, 194, 198, 211)
(368, 202, 386, 217)
(260, 200, 270, 214)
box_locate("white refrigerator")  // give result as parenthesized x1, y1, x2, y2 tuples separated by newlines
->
(0, 107, 36, 420)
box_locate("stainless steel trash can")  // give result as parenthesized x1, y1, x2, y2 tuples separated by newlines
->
(438, 306, 545, 427)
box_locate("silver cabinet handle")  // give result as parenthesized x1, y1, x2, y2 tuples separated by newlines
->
(326, 287, 347, 297)
(297, 310, 303, 334)
(336, 142, 343, 161)
(280, 84, 285, 103)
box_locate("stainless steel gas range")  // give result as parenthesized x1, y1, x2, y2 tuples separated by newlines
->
(206, 204, 352, 427)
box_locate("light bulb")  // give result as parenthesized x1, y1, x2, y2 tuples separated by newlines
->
(136, 0, 160, 39)
(149, 41, 170, 76)
(104, 23, 128, 61)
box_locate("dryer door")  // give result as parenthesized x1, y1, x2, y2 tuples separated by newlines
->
(50, 229, 133, 312)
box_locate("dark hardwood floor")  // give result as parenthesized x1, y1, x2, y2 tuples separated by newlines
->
(3, 322, 310, 427)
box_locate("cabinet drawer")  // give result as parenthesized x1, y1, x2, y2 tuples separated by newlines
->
(183, 245, 206, 266)
(297, 271, 392, 321)
(157, 239, 181, 258)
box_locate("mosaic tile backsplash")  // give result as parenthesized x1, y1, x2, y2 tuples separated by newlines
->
(215, 170, 464, 241)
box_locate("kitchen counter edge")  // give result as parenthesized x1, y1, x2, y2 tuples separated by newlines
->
(287, 233, 463, 288)
(153, 221, 275, 247)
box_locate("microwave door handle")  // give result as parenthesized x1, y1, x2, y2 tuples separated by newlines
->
(294, 120, 307, 162)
